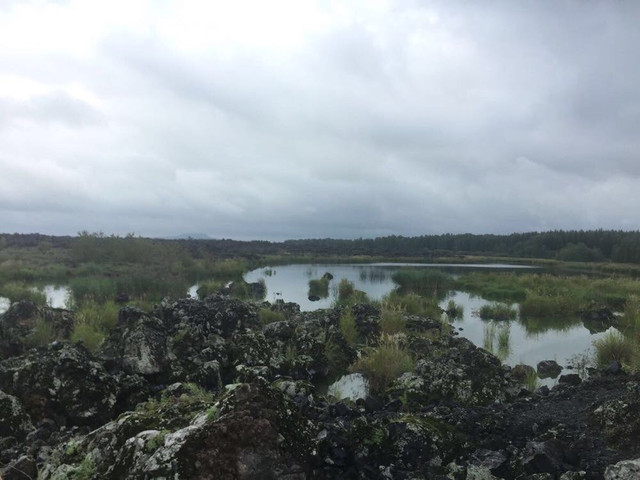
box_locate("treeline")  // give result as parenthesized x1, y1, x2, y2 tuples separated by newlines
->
(279, 230, 640, 263)
(3, 229, 640, 264)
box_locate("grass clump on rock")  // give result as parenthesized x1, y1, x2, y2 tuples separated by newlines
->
(593, 330, 634, 368)
(349, 335, 414, 392)
(339, 309, 358, 345)
(259, 308, 286, 325)
(379, 304, 407, 335)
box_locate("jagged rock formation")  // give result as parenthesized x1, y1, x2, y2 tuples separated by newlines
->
(0, 294, 638, 479)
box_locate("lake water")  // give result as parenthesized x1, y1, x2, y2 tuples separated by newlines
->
(245, 263, 608, 381)
(0, 285, 71, 315)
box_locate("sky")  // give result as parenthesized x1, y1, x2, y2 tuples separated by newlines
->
(1, 0, 639, 240)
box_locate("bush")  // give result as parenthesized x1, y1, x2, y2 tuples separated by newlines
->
(349, 336, 414, 392)
(593, 330, 634, 368)
(479, 303, 517, 321)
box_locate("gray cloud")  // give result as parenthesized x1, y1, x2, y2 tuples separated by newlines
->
(1, 0, 639, 239)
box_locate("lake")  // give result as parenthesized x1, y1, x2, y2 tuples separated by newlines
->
(245, 263, 609, 381)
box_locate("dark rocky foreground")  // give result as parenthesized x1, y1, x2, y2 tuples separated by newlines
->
(0, 296, 639, 479)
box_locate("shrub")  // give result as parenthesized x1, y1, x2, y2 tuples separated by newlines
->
(593, 330, 634, 368)
(479, 303, 517, 321)
(349, 336, 414, 392)
(259, 308, 286, 325)
(339, 309, 358, 345)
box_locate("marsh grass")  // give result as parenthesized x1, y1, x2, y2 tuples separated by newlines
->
(457, 272, 640, 318)
(391, 269, 452, 298)
(71, 300, 120, 353)
(27, 318, 56, 347)
(382, 291, 442, 318)
(379, 304, 407, 335)
(349, 335, 414, 392)
(196, 280, 224, 298)
(445, 299, 463, 318)
(0, 282, 47, 305)
(308, 277, 330, 298)
(479, 303, 517, 321)
(593, 330, 634, 368)
(337, 278, 355, 301)
(339, 309, 358, 345)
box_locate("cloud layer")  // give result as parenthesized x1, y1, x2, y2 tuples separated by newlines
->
(1, 0, 639, 239)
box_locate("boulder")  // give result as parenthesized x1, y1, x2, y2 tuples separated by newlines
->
(103, 307, 169, 377)
(537, 360, 562, 379)
(558, 374, 582, 386)
(0, 390, 34, 439)
(40, 382, 315, 480)
(605, 458, 640, 479)
(0, 342, 117, 427)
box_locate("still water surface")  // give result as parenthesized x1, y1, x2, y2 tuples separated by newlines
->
(246, 263, 608, 380)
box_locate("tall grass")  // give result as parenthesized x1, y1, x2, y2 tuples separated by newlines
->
(349, 335, 414, 392)
(337, 278, 355, 301)
(382, 291, 442, 318)
(308, 277, 330, 298)
(259, 308, 286, 325)
(593, 330, 634, 368)
(71, 300, 120, 353)
(457, 272, 640, 318)
(379, 304, 407, 335)
(0, 282, 47, 305)
(196, 280, 224, 298)
(391, 269, 452, 298)
(339, 309, 358, 345)
(479, 303, 517, 321)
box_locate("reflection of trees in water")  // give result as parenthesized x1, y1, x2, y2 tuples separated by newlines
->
(483, 321, 511, 362)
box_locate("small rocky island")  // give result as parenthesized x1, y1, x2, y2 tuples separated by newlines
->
(0, 295, 638, 479)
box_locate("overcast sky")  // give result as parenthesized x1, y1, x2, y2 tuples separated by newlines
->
(1, 0, 639, 240)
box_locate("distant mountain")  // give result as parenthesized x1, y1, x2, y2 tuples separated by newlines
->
(161, 233, 211, 240)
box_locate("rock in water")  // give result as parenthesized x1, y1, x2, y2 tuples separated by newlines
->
(537, 360, 562, 379)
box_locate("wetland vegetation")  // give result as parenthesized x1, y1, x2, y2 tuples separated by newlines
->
(2, 230, 640, 478)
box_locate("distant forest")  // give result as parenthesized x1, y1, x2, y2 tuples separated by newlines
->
(3, 230, 640, 264)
